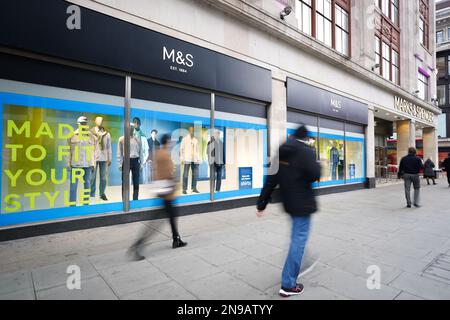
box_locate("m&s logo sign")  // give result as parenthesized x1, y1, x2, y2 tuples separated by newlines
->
(163, 46, 194, 68)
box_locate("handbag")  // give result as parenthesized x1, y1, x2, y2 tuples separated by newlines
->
(150, 179, 176, 197)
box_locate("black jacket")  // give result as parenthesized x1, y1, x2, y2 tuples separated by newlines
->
(443, 157, 450, 171)
(398, 154, 424, 175)
(257, 139, 321, 216)
(423, 159, 435, 178)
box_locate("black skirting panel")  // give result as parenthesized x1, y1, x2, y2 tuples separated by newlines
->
(0, 52, 125, 97)
(0, 183, 366, 242)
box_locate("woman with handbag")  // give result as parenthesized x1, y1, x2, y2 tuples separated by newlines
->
(127, 134, 187, 261)
(424, 158, 437, 186)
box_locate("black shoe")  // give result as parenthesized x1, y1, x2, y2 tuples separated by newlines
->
(126, 247, 145, 261)
(182, 191, 187, 195)
(414, 204, 421, 208)
(279, 283, 304, 298)
(192, 189, 200, 193)
(173, 237, 187, 249)
(407, 205, 412, 208)
(100, 194, 108, 201)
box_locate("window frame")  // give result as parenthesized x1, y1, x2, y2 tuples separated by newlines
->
(418, 71, 429, 101)
(295, 0, 351, 57)
(376, 0, 399, 27)
(419, 0, 430, 50)
(375, 36, 400, 85)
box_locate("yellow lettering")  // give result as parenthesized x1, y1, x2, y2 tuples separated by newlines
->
(25, 169, 47, 186)
(50, 168, 67, 185)
(25, 145, 47, 162)
(82, 146, 95, 161)
(7, 120, 30, 138)
(44, 191, 59, 208)
(71, 168, 84, 183)
(59, 124, 74, 139)
(4, 194, 21, 212)
(63, 190, 77, 206)
(35, 122, 54, 139)
(80, 189, 91, 205)
(79, 124, 89, 141)
(24, 192, 41, 209)
(4, 169, 23, 187)
(58, 146, 71, 162)
(5, 144, 24, 162)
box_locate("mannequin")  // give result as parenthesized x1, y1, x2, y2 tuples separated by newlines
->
(132, 117, 149, 184)
(90, 116, 112, 201)
(329, 142, 340, 181)
(117, 124, 144, 200)
(207, 129, 225, 192)
(180, 127, 200, 194)
(67, 116, 96, 206)
(147, 129, 161, 182)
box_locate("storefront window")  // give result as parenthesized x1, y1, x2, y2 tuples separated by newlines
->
(345, 136, 365, 183)
(129, 82, 211, 209)
(213, 97, 267, 199)
(438, 85, 446, 107)
(0, 80, 124, 227)
(319, 135, 345, 185)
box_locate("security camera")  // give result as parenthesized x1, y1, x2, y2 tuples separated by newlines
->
(371, 63, 380, 71)
(280, 6, 293, 20)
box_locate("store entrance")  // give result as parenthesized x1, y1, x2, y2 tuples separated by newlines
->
(374, 117, 396, 184)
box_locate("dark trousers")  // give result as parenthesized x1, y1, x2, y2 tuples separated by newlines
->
(214, 164, 224, 192)
(122, 157, 140, 200)
(447, 172, 450, 186)
(182, 162, 199, 192)
(130, 197, 180, 251)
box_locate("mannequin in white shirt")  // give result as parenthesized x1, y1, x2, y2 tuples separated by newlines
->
(180, 127, 200, 194)
(117, 124, 144, 200)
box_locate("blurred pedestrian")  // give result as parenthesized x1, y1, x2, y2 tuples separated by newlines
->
(423, 158, 437, 185)
(256, 125, 321, 298)
(127, 134, 187, 261)
(398, 147, 424, 208)
(443, 153, 450, 187)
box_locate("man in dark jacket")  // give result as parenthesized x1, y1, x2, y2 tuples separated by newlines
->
(398, 147, 424, 208)
(443, 153, 450, 187)
(256, 125, 321, 298)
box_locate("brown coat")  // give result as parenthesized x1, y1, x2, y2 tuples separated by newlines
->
(154, 148, 174, 181)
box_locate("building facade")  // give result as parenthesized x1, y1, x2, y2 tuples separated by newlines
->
(0, 0, 440, 236)
(436, 0, 450, 164)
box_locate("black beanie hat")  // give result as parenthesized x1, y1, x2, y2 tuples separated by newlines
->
(294, 125, 308, 140)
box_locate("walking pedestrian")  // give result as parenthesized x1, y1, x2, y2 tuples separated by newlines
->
(127, 134, 187, 261)
(256, 125, 321, 298)
(423, 158, 437, 185)
(398, 147, 424, 208)
(443, 153, 450, 187)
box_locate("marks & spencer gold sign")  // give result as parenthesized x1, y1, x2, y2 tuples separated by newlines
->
(394, 97, 434, 123)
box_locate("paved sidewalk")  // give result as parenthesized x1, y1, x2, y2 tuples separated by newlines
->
(1, 182, 450, 300)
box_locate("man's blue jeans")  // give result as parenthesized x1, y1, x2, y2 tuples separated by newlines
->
(69, 167, 92, 205)
(91, 161, 107, 197)
(281, 215, 311, 289)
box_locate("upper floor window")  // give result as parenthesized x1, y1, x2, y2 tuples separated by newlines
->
(419, 0, 429, 49)
(376, 0, 399, 26)
(315, 0, 333, 47)
(295, 0, 351, 56)
(375, 36, 400, 85)
(437, 30, 444, 44)
(418, 71, 429, 101)
(335, 5, 349, 56)
(296, 0, 313, 36)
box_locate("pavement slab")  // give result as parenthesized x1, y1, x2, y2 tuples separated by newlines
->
(1, 183, 449, 300)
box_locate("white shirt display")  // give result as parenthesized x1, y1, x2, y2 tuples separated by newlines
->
(180, 134, 200, 163)
(117, 136, 144, 168)
(92, 126, 112, 162)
